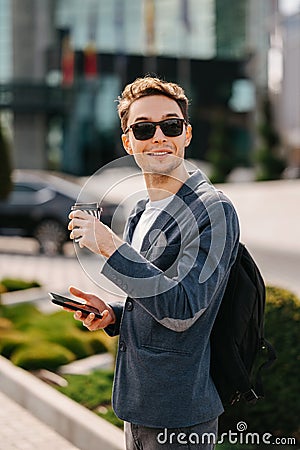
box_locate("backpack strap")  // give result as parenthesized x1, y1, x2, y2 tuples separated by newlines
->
(243, 389, 259, 403)
(253, 339, 277, 399)
(242, 339, 276, 403)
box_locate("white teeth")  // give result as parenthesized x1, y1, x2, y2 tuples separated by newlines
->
(149, 152, 169, 156)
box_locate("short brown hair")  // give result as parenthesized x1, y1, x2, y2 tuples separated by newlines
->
(117, 76, 189, 132)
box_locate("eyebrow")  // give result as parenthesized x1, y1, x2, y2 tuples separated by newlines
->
(133, 112, 181, 123)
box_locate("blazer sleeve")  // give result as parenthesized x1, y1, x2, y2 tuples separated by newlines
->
(104, 301, 124, 337)
(101, 198, 239, 332)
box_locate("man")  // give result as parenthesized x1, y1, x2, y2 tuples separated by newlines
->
(68, 76, 240, 449)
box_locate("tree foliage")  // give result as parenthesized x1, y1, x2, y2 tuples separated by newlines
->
(206, 115, 235, 183)
(0, 119, 13, 200)
(256, 98, 286, 181)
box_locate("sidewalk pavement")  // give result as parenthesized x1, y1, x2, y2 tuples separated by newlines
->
(0, 392, 79, 450)
(0, 356, 125, 450)
(220, 179, 300, 255)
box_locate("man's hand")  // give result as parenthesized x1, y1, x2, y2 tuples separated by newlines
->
(66, 286, 116, 331)
(68, 210, 124, 258)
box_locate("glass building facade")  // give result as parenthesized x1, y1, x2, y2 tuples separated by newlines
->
(55, 0, 216, 59)
(1, 0, 254, 175)
(0, 0, 12, 81)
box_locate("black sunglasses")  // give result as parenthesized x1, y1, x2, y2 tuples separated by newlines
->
(125, 118, 188, 141)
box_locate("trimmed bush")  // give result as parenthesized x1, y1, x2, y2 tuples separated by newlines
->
(0, 304, 115, 370)
(0, 283, 7, 294)
(18, 309, 77, 334)
(219, 286, 300, 442)
(11, 342, 75, 370)
(0, 329, 31, 358)
(1, 278, 41, 292)
(0, 317, 12, 330)
(87, 331, 118, 357)
(48, 330, 93, 359)
(1, 303, 43, 326)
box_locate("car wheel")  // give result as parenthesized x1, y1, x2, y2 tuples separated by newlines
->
(34, 219, 67, 256)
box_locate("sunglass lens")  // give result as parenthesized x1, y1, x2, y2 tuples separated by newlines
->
(132, 123, 155, 140)
(161, 119, 183, 137)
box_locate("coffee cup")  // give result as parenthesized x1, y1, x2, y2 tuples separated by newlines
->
(71, 202, 102, 242)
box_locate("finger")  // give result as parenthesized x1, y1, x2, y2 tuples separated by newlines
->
(70, 228, 83, 240)
(68, 217, 86, 231)
(74, 311, 96, 324)
(100, 310, 110, 322)
(69, 285, 85, 297)
(83, 312, 95, 326)
(78, 239, 86, 249)
(85, 310, 111, 331)
(69, 210, 89, 220)
(69, 286, 94, 303)
(83, 310, 105, 326)
(74, 310, 83, 320)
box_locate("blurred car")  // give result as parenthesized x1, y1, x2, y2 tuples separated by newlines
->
(0, 170, 124, 256)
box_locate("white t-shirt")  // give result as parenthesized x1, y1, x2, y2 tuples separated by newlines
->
(131, 195, 174, 252)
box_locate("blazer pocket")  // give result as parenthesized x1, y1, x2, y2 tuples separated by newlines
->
(140, 344, 192, 356)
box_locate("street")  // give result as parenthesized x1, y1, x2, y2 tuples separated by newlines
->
(0, 239, 299, 304)
(0, 238, 126, 310)
(1, 178, 300, 302)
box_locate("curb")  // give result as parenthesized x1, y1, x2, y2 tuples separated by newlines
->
(1, 287, 48, 305)
(0, 356, 124, 450)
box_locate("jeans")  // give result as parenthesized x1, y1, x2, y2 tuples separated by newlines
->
(124, 417, 218, 450)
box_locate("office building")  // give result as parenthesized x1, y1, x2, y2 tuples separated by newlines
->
(0, 0, 272, 175)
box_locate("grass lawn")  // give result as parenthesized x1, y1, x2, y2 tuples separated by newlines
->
(55, 369, 123, 429)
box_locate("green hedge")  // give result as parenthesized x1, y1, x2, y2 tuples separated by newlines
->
(1, 277, 41, 292)
(11, 342, 75, 370)
(0, 330, 32, 358)
(0, 303, 117, 371)
(218, 286, 300, 444)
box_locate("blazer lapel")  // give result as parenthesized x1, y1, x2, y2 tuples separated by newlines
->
(125, 199, 147, 244)
(127, 170, 208, 254)
(140, 196, 185, 256)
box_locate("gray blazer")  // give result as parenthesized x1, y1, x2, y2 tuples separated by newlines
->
(102, 170, 240, 428)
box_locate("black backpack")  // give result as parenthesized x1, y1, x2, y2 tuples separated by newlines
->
(210, 243, 276, 406)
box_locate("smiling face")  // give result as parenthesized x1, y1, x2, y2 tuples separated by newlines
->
(122, 95, 192, 179)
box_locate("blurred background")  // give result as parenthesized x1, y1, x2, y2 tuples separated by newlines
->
(0, 0, 299, 179)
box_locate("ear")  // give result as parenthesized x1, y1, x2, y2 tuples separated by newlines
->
(122, 134, 133, 155)
(185, 124, 192, 148)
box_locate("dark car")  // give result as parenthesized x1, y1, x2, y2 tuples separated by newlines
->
(0, 170, 124, 255)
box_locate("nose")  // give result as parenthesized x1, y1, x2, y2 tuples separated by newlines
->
(152, 124, 167, 142)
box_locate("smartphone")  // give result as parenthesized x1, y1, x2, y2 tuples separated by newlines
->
(49, 292, 103, 319)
